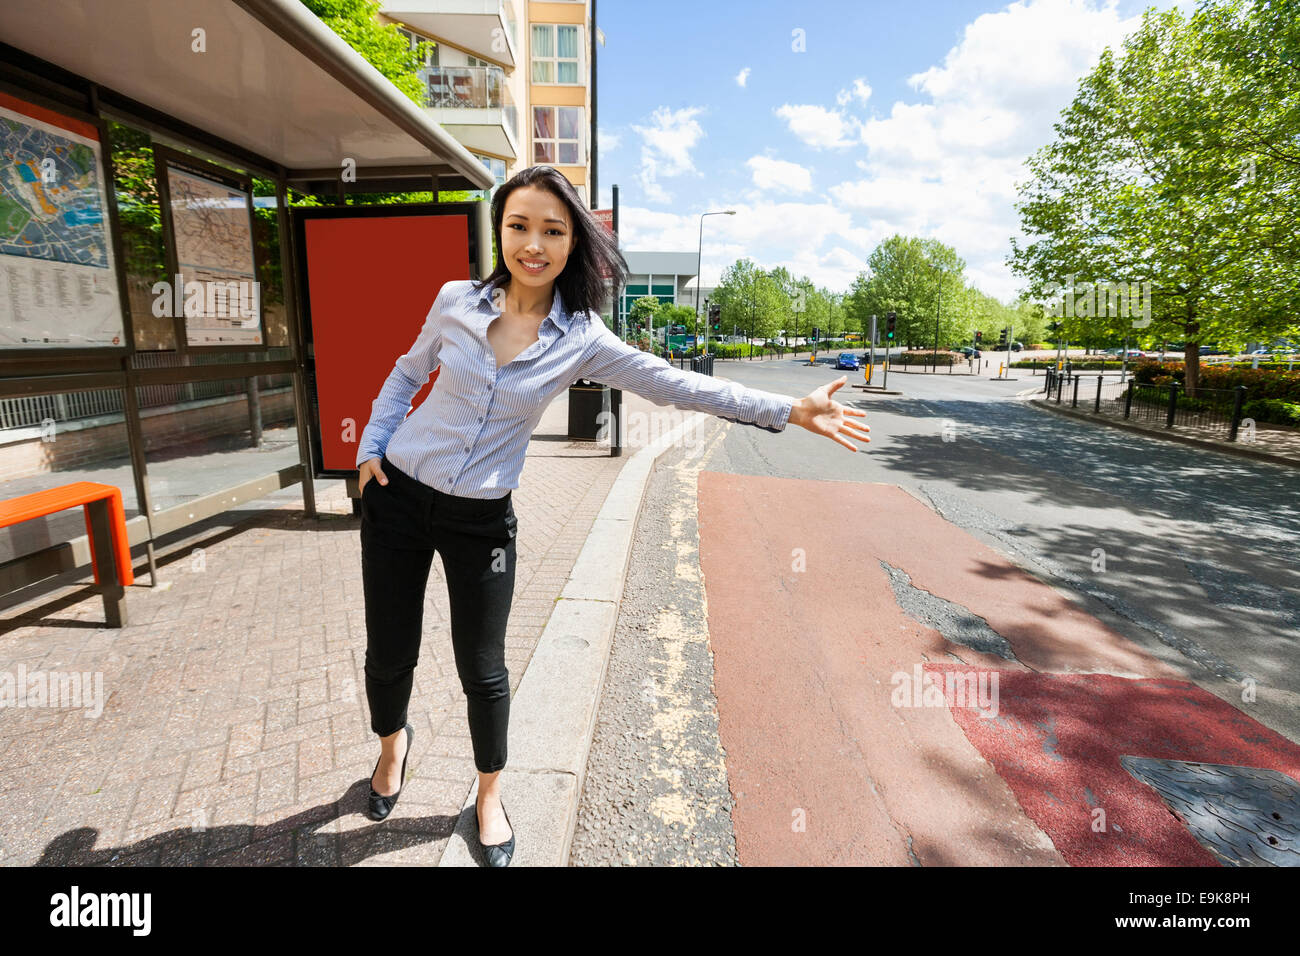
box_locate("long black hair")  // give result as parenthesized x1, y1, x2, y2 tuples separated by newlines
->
(472, 165, 628, 323)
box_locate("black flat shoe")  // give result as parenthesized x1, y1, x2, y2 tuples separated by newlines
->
(367, 723, 414, 821)
(476, 798, 515, 867)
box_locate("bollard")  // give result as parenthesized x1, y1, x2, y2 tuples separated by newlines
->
(1095, 374, 1103, 413)
(1165, 382, 1179, 428)
(1072, 374, 1081, 407)
(1124, 380, 1134, 418)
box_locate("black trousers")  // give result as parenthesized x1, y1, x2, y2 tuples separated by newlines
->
(359, 454, 517, 773)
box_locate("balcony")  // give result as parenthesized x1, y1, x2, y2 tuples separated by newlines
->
(379, 1, 518, 68)
(423, 66, 518, 159)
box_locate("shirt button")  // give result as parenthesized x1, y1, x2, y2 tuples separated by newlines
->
(477, 416, 483, 422)
(464, 446, 470, 453)
(487, 384, 493, 390)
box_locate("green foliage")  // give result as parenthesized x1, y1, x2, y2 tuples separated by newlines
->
(710, 259, 836, 344)
(1012, 359, 1126, 370)
(1241, 398, 1300, 426)
(1133, 358, 1300, 402)
(627, 296, 663, 328)
(1007, 0, 1300, 393)
(894, 351, 957, 366)
(298, 0, 428, 105)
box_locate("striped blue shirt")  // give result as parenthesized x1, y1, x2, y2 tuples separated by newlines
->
(355, 278, 795, 498)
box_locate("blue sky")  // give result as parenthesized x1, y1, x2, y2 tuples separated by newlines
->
(591, 0, 1192, 303)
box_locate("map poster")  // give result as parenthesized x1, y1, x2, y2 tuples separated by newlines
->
(0, 91, 126, 350)
(165, 164, 263, 347)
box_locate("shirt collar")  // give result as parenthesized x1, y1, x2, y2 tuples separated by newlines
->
(475, 277, 572, 333)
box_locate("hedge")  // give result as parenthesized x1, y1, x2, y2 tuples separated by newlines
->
(1241, 398, 1300, 426)
(894, 351, 957, 366)
(1012, 359, 1127, 370)
(1133, 360, 1300, 403)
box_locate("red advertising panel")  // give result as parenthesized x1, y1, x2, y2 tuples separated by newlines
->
(294, 207, 474, 475)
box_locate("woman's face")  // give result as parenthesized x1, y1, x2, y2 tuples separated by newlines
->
(500, 184, 576, 294)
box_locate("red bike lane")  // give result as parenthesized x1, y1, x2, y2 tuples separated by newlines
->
(695, 473, 1300, 866)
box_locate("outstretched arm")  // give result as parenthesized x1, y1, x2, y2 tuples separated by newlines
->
(575, 322, 793, 431)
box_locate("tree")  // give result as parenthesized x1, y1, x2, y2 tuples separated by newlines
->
(1008, 0, 1300, 394)
(851, 235, 967, 350)
(714, 259, 787, 345)
(300, 0, 428, 103)
(300, 0, 483, 205)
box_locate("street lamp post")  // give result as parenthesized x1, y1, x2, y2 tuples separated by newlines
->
(696, 209, 735, 358)
(931, 261, 944, 373)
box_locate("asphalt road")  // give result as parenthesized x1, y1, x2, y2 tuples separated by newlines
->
(714, 356, 1300, 740)
(571, 355, 1300, 865)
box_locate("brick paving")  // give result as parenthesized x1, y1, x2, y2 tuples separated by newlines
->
(0, 386, 694, 866)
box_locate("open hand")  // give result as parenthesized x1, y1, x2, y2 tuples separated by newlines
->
(789, 375, 871, 451)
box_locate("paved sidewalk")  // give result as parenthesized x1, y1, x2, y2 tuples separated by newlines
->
(0, 383, 717, 866)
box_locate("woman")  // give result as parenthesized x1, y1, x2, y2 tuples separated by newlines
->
(355, 165, 870, 866)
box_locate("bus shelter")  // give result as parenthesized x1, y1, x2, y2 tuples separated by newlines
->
(0, 0, 495, 621)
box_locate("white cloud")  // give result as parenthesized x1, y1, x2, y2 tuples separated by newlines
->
(746, 156, 813, 193)
(629, 106, 707, 204)
(617, 200, 884, 292)
(834, 0, 1185, 299)
(773, 104, 862, 150)
(736, 67, 751, 87)
(836, 78, 872, 107)
(620, 0, 1191, 300)
(597, 129, 621, 153)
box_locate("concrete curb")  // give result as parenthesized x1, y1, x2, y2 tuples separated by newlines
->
(1024, 396, 1299, 469)
(438, 410, 716, 867)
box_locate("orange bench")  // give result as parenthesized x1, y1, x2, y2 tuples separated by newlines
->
(0, 482, 134, 627)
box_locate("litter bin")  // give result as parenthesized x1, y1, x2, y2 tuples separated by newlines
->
(567, 377, 609, 440)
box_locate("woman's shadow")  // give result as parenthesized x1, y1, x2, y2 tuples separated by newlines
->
(33, 779, 492, 866)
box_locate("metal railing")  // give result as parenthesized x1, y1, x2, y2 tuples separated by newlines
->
(0, 373, 293, 430)
(1044, 368, 1250, 441)
(426, 66, 514, 115)
(689, 354, 714, 376)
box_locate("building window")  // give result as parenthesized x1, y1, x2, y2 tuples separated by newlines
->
(531, 24, 581, 84)
(533, 106, 583, 165)
(397, 26, 437, 68)
(471, 153, 507, 202)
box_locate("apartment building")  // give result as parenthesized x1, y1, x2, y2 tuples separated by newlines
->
(376, 1, 595, 205)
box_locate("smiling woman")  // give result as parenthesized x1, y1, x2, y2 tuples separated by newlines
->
(353, 164, 871, 867)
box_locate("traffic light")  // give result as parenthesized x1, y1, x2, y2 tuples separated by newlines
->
(997, 326, 1009, 349)
(886, 311, 897, 341)
(709, 303, 720, 331)
(975, 330, 983, 344)
(813, 326, 821, 341)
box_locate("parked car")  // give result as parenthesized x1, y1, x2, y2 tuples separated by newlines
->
(835, 352, 860, 370)
(1011, 341, 1023, 351)
(956, 347, 982, 358)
